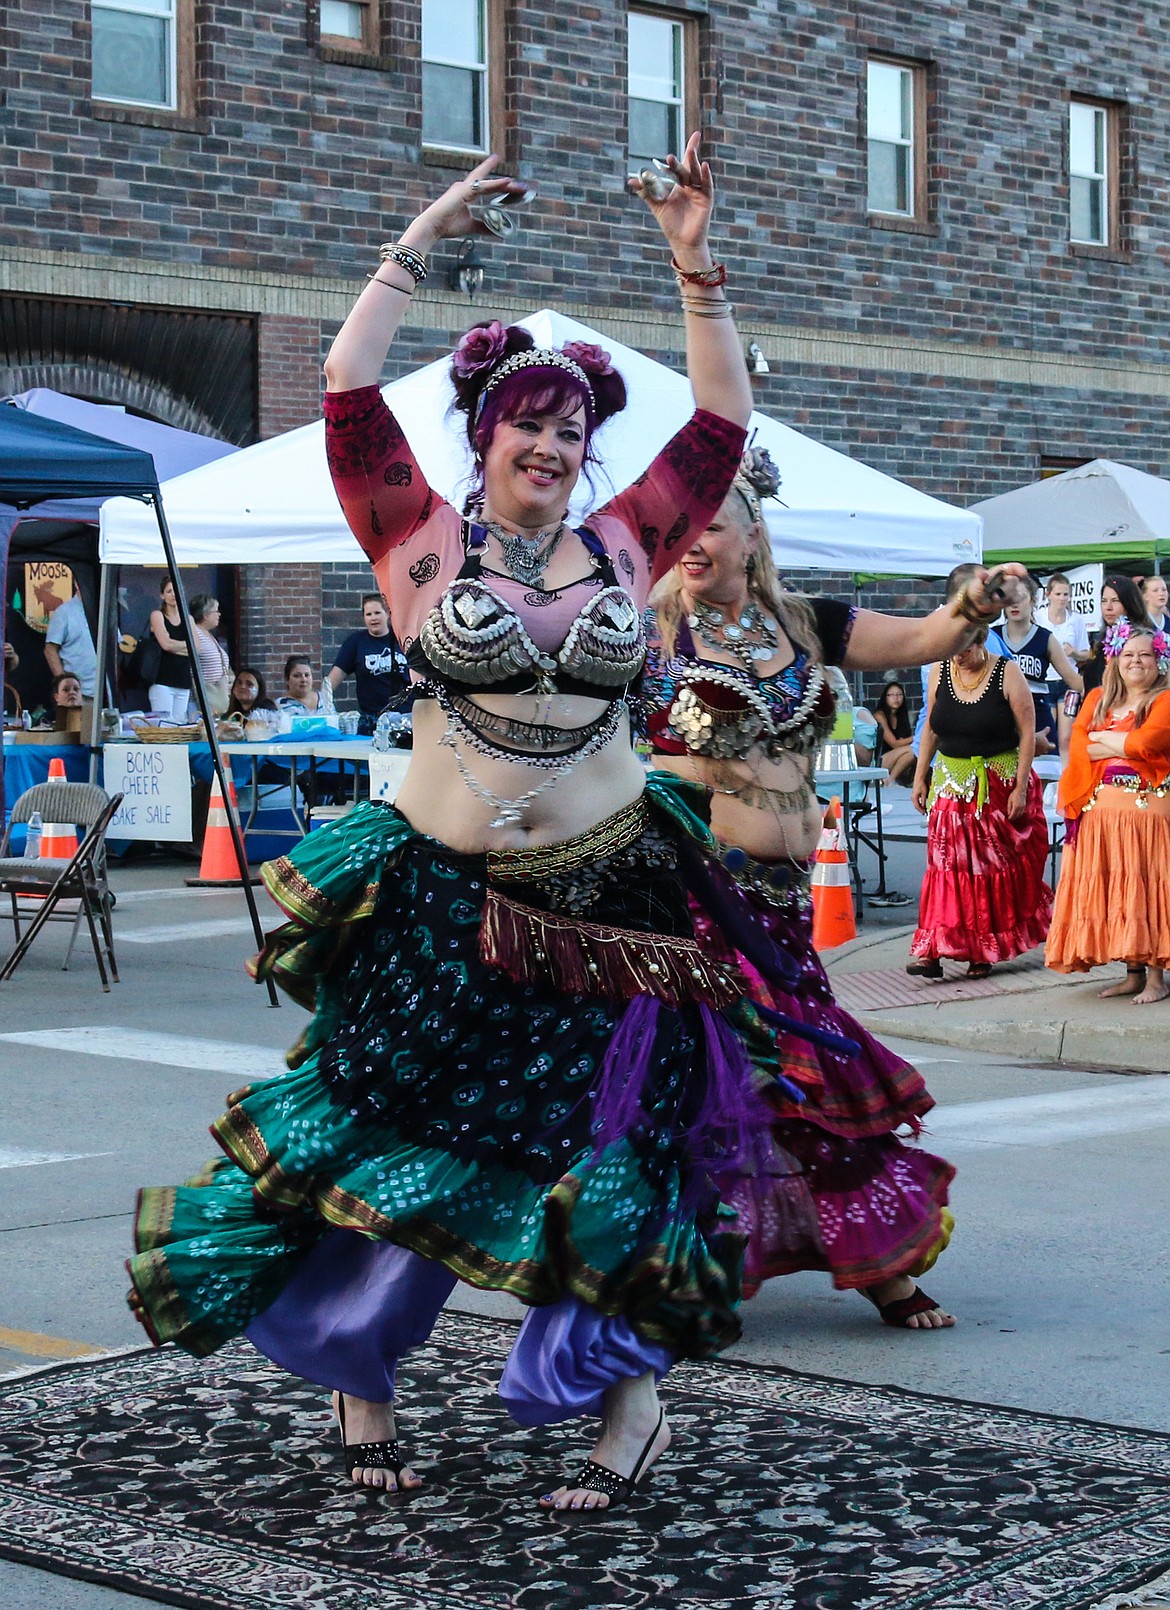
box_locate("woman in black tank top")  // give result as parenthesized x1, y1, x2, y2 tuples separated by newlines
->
(906, 631, 1053, 980)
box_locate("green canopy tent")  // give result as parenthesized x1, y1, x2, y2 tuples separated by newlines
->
(977, 458, 1170, 573)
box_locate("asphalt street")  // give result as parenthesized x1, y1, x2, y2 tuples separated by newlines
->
(0, 847, 1167, 1608)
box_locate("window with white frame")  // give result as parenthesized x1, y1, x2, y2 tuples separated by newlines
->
(92, 0, 176, 108)
(867, 58, 921, 217)
(422, 0, 489, 151)
(628, 11, 685, 175)
(1069, 100, 1111, 245)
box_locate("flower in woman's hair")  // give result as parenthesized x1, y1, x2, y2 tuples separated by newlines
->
(1102, 618, 1133, 659)
(1104, 618, 1170, 673)
(738, 443, 782, 500)
(452, 321, 509, 377)
(561, 341, 614, 376)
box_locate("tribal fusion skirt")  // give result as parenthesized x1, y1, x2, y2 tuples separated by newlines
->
(912, 755, 1053, 966)
(691, 861, 954, 1295)
(128, 779, 823, 1419)
(127, 776, 956, 1417)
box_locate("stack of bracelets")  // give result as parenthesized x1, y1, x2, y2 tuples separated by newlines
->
(367, 242, 428, 292)
(673, 256, 733, 320)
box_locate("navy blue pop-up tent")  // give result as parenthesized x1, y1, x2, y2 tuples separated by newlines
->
(0, 404, 273, 997)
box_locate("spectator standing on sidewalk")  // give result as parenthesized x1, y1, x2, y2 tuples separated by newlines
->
(908, 625, 1053, 981)
(1046, 625, 1170, 1005)
(188, 594, 234, 718)
(1141, 574, 1170, 634)
(1083, 576, 1151, 695)
(43, 587, 97, 700)
(146, 578, 193, 721)
(326, 594, 413, 735)
(1036, 573, 1092, 758)
(989, 578, 1081, 755)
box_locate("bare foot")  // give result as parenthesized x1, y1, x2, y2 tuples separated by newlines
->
(1133, 968, 1169, 1006)
(865, 1274, 955, 1329)
(1098, 968, 1146, 999)
(333, 1391, 423, 1491)
(539, 1373, 670, 1512)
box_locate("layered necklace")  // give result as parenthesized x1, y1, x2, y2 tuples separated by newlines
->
(687, 597, 779, 674)
(486, 519, 566, 590)
(951, 650, 991, 696)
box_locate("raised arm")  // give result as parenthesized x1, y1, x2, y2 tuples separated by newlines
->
(628, 131, 752, 430)
(324, 156, 525, 393)
(842, 567, 1030, 672)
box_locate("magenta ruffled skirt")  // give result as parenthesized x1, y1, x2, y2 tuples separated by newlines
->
(693, 896, 955, 1293)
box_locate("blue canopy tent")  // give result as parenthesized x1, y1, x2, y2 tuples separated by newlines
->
(0, 405, 275, 1000)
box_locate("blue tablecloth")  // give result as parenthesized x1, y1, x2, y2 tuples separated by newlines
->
(2, 741, 292, 859)
(2, 740, 90, 801)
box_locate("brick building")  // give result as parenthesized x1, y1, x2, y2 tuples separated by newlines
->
(2, 0, 1167, 692)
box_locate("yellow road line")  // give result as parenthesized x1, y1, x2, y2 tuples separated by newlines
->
(0, 1324, 107, 1359)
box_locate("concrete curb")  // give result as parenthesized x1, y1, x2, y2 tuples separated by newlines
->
(854, 1006, 1170, 1074)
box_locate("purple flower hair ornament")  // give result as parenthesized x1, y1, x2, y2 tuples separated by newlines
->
(452, 321, 509, 378)
(1103, 617, 1170, 674)
(560, 340, 614, 377)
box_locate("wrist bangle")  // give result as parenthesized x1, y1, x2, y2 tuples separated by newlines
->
(377, 243, 428, 283)
(681, 298, 734, 320)
(672, 257, 727, 288)
(366, 273, 413, 294)
(950, 583, 995, 625)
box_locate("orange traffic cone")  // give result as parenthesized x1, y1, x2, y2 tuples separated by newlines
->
(186, 773, 259, 887)
(811, 797, 856, 951)
(40, 755, 79, 860)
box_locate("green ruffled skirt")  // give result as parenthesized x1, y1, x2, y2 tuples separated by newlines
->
(128, 778, 765, 1365)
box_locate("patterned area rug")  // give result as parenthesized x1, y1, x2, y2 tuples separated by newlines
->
(1, 1312, 1169, 1610)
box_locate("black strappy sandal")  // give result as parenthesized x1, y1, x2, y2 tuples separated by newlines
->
(862, 1285, 948, 1328)
(334, 1392, 414, 1490)
(544, 1408, 666, 1515)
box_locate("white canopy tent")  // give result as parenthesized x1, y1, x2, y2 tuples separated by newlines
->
(978, 458, 1170, 572)
(101, 310, 980, 578)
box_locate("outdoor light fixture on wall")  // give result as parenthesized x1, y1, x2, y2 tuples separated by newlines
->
(746, 340, 771, 376)
(448, 240, 486, 298)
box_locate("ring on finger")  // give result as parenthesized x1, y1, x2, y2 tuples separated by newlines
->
(468, 179, 483, 196)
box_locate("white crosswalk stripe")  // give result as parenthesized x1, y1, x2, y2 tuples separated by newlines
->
(0, 1027, 287, 1081)
(118, 918, 257, 944)
(2, 1027, 1166, 1152)
(0, 1147, 111, 1170)
(112, 887, 232, 905)
(925, 1080, 1170, 1150)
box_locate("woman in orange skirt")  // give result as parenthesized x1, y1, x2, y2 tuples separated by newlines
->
(1047, 625, 1170, 1005)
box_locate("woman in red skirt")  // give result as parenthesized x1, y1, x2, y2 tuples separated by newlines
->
(908, 627, 1053, 980)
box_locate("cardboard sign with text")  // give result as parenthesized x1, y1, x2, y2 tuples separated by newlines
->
(104, 744, 193, 841)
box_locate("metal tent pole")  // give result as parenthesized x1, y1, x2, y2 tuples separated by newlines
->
(89, 561, 116, 786)
(150, 492, 280, 1007)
